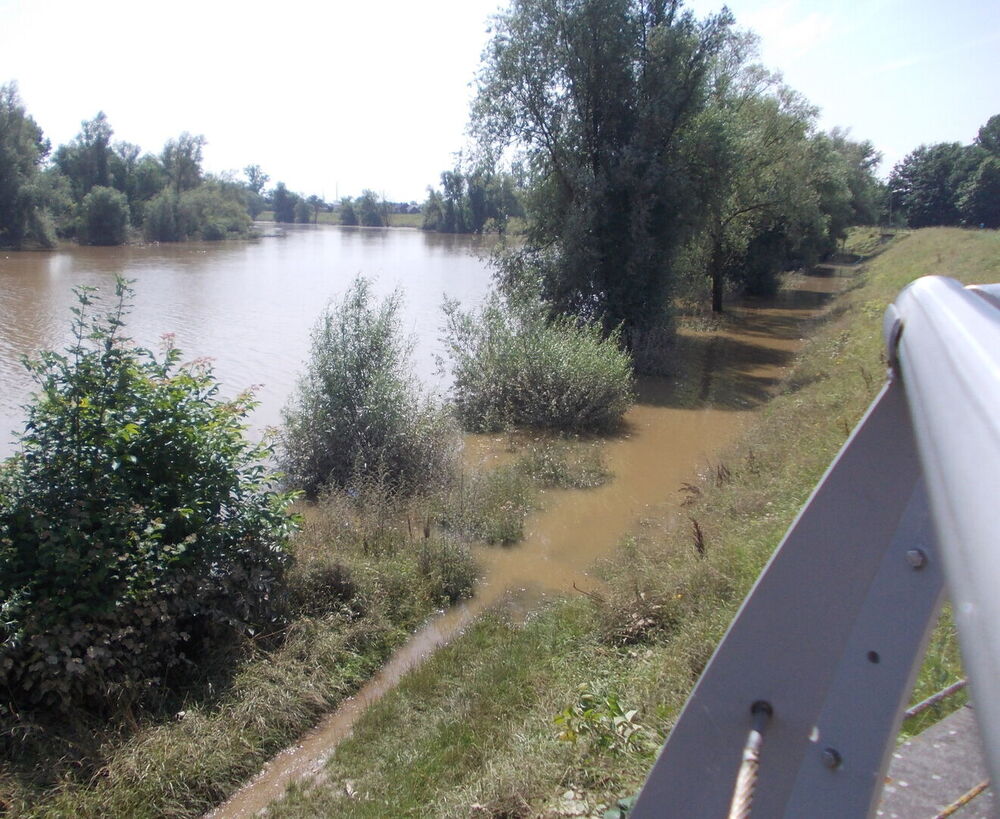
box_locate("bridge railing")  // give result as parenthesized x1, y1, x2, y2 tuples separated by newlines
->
(632, 276, 1000, 818)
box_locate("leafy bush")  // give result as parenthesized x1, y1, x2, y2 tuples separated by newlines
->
(442, 283, 634, 432)
(0, 280, 295, 714)
(281, 277, 459, 497)
(143, 184, 252, 241)
(77, 185, 129, 245)
(143, 190, 180, 241)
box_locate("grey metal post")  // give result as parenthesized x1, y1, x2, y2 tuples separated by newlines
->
(887, 276, 1000, 792)
(633, 276, 999, 817)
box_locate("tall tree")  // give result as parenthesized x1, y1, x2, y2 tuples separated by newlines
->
(975, 114, 1000, 156)
(53, 111, 114, 202)
(828, 128, 883, 226)
(692, 60, 822, 310)
(889, 143, 983, 228)
(243, 164, 270, 195)
(272, 181, 297, 223)
(473, 0, 735, 342)
(0, 82, 54, 248)
(957, 156, 1000, 228)
(162, 132, 206, 195)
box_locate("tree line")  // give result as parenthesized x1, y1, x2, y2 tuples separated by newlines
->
(888, 115, 1000, 229)
(0, 88, 256, 247)
(0, 83, 405, 248)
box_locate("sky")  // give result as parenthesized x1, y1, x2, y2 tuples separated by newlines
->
(1, 0, 997, 203)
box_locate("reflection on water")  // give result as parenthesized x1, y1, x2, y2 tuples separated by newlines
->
(0, 226, 498, 457)
(209, 266, 853, 819)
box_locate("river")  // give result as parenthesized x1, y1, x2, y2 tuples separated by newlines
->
(0, 225, 498, 459)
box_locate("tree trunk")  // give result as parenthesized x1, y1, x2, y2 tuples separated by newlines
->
(711, 239, 725, 313)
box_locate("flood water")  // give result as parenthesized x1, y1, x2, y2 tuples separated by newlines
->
(0, 226, 498, 459)
(210, 265, 850, 818)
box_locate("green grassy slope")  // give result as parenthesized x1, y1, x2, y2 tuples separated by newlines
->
(271, 227, 997, 818)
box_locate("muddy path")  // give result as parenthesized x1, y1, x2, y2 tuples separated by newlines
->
(208, 266, 851, 818)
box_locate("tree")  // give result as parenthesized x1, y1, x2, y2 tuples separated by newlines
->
(357, 189, 388, 227)
(162, 132, 206, 195)
(52, 111, 115, 202)
(888, 143, 982, 228)
(109, 141, 164, 225)
(0, 82, 54, 248)
(828, 128, 883, 226)
(473, 0, 735, 342)
(306, 194, 325, 224)
(76, 185, 130, 245)
(957, 156, 1000, 228)
(975, 114, 1000, 156)
(339, 196, 358, 226)
(244, 163, 270, 194)
(293, 198, 312, 224)
(272, 181, 298, 223)
(144, 189, 180, 241)
(692, 64, 824, 310)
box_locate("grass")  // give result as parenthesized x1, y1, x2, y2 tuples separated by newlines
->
(0, 437, 609, 817)
(264, 227, 994, 817)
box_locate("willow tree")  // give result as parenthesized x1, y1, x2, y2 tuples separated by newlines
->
(693, 63, 823, 310)
(473, 0, 734, 345)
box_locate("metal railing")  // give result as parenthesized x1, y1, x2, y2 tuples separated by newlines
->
(632, 276, 1000, 817)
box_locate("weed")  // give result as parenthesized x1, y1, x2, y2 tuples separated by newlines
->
(554, 684, 655, 759)
(515, 438, 611, 489)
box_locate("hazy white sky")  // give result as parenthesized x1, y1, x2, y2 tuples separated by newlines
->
(1, 0, 997, 202)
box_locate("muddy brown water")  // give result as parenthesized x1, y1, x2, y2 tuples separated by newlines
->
(208, 266, 850, 818)
(0, 226, 498, 459)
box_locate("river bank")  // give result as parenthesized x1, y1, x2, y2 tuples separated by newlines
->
(207, 240, 863, 817)
(257, 228, 991, 818)
(5, 228, 990, 817)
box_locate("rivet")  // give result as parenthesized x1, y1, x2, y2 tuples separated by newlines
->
(822, 747, 842, 769)
(906, 549, 927, 569)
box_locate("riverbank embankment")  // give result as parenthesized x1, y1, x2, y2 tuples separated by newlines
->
(260, 227, 994, 818)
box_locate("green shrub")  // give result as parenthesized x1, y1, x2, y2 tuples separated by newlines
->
(143, 190, 180, 241)
(0, 280, 295, 714)
(281, 277, 459, 497)
(143, 184, 252, 242)
(442, 283, 634, 433)
(76, 185, 129, 245)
